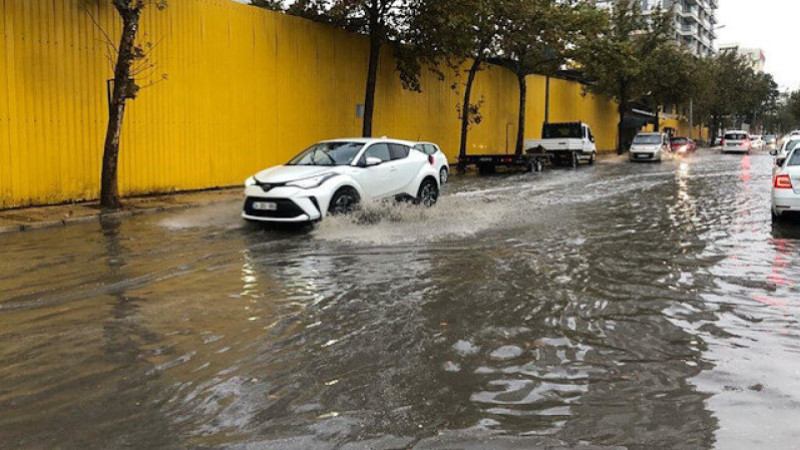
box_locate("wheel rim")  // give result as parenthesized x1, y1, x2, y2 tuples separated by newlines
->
(440, 168, 448, 184)
(420, 182, 438, 207)
(332, 191, 357, 215)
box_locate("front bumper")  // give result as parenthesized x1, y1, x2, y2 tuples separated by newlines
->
(630, 152, 660, 161)
(242, 185, 326, 223)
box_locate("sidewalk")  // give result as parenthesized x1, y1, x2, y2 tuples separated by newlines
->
(0, 188, 242, 234)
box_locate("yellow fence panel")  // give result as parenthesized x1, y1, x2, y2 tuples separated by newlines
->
(0, 0, 692, 209)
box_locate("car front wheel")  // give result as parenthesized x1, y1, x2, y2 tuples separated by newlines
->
(328, 187, 360, 216)
(416, 178, 439, 207)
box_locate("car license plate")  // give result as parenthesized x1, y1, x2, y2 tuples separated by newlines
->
(479, 157, 493, 162)
(253, 201, 277, 211)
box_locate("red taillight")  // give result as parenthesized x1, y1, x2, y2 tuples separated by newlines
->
(775, 174, 793, 189)
(429, 155, 435, 165)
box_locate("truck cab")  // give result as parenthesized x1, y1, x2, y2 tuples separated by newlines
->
(525, 122, 597, 167)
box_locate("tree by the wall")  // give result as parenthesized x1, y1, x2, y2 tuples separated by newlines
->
(286, 0, 414, 138)
(92, 0, 167, 210)
(573, 0, 673, 153)
(410, 0, 512, 160)
(494, 0, 605, 154)
(641, 44, 695, 132)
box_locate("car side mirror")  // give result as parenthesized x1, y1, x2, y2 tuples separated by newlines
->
(365, 156, 383, 167)
(590, 136, 595, 143)
(770, 149, 779, 156)
(776, 157, 786, 167)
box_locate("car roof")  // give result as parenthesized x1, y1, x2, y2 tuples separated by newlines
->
(319, 137, 418, 146)
(725, 130, 748, 134)
(636, 132, 662, 136)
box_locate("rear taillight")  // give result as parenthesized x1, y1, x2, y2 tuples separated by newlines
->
(775, 174, 793, 189)
(428, 155, 435, 165)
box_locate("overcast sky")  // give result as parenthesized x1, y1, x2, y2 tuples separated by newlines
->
(229, 0, 795, 91)
(716, 0, 797, 91)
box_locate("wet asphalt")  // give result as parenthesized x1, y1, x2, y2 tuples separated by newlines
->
(2, 149, 800, 449)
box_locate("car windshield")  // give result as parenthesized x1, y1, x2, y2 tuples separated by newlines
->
(725, 133, 747, 141)
(672, 138, 688, 144)
(543, 123, 582, 139)
(287, 142, 364, 166)
(633, 135, 661, 145)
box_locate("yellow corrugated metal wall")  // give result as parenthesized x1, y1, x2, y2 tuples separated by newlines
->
(1, 0, 628, 209)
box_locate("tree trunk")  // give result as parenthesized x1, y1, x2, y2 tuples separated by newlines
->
(617, 81, 627, 155)
(515, 73, 527, 156)
(654, 108, 660, 133)
(459, 58, 482, 159)
(100, 9, 140, 211)
(362, 32, 381, 138)
(617, 103, 626, 155)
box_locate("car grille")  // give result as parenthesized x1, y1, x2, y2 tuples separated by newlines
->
(244, 197, 305, 218)
(635, 153, 653, 159)
(255, 181, 285, 193)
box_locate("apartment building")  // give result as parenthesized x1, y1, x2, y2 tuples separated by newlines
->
(596, 0, 719, 57)
(718, 43, 766, 73)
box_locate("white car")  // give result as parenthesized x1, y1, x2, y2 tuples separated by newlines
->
(630, 132, 669, 162)
(773, 137, 800, 160)
(750, 135, 764, 151)
(242, 138, 441, 223)
(413, 142, 450, 185)
(772, 147, 800, 221)
(722, 130, 751, 154)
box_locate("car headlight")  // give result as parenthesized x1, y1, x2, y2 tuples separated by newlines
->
(245, 176, 256, 187)
(287, 173, 336, 189)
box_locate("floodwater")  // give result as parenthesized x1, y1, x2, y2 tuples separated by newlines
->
(2, 150, 800, 449)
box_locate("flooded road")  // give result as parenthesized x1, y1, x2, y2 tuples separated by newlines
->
(2, 150, 800, 449)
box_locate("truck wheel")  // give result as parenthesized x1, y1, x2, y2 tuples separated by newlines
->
(570, 152, 578, 169)
(589, 152, 596, 165)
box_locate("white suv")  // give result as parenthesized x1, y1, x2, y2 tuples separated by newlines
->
(242, 138, 441, 223)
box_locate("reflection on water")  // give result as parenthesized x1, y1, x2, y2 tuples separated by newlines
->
(1, 151, 800, 449)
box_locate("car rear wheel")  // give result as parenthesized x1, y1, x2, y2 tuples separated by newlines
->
(328, 187, 360, 216)
(439, 167, 449, 185)
(416, 178, 439, 207)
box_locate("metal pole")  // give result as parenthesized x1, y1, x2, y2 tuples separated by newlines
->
(544, 76, 551, 124)
(689, 98, 694, 141)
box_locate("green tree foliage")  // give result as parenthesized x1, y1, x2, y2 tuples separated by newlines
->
(494, 0, 606, 154)
(692, 51, 777, 142)
(573, 0, 673, 152)
(641, 44, 696, 131)
(408, 0, 513, 158)
(250, 0, 284, 10)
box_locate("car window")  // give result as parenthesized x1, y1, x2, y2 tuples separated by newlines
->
(725, 133, 747, 141)
(425, 144, 438, 155)
(788, 150, 800, 166)
(389, 144, 410, 160)
(672, 138, 688, 144)
(633, 134, 661, 145)
(784, 140, 800, 152)
(288, 142, 365, 166)
(363, 143, 391, 163)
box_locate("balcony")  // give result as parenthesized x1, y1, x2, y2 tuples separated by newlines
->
(678, 24, 698, 36)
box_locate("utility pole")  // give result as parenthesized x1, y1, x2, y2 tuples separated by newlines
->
(689, 98, 694, 140)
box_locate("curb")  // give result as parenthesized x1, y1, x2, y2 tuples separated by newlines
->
(0, 196, 239, 235)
